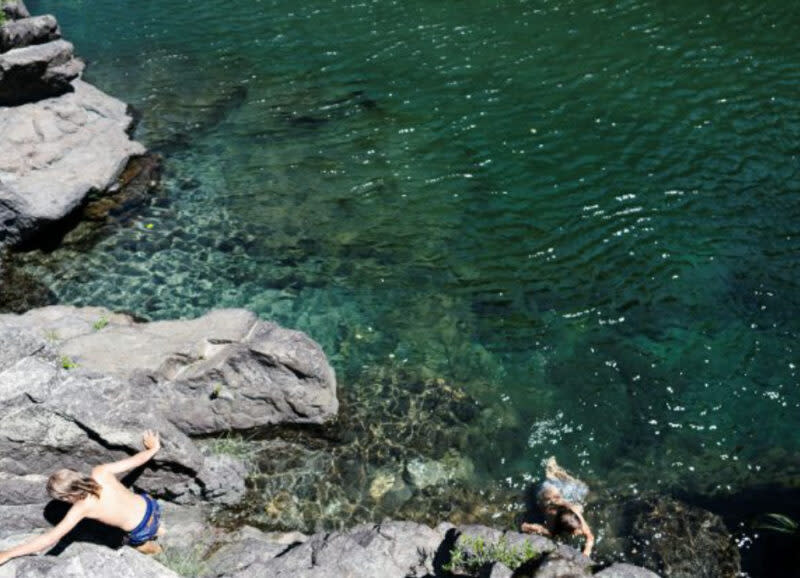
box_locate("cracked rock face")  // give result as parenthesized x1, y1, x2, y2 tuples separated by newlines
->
(0, 79, 144, 245)
(0, 306, 337, 511)
(0, 306, 338, 433)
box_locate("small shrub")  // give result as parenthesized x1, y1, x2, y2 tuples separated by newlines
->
(444, 534, 541, 574)
(60, 355, 78, 370)
(155, 547, 207, 577)
(43, 329, 59, 343)
(92, 316, 109, 331)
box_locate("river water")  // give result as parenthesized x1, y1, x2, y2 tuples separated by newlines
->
(23, 0, 800, 559)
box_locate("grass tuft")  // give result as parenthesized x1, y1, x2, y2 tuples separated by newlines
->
(444, 534, 541, 574)
(60, 355, 78, 370)
(92, 316, 109, 331)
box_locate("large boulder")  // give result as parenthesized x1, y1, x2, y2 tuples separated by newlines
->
(0, 326, 208, 505)
(0, 306, 338, 433)
(0, 79, 144, 245)
(0, 15, 61, 52)
(0, 39, 82, 106)
(225, 521, 444, 578)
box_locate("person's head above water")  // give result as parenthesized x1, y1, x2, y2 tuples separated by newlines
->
(46, 469, 102, 504)
(552, 504, 583, 536)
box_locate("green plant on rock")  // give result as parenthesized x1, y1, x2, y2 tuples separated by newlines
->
(443, 534, 541, 574)
(92, 316, 109, 331)
(43, 329, 59, 343)
(60, 355, 78, 370)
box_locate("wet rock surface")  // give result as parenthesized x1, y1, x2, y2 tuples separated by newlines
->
(604, 494, 742, 578)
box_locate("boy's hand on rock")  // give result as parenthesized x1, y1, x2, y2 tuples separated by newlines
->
(0, 550, 10, 566)
(143, 430, 161, 452)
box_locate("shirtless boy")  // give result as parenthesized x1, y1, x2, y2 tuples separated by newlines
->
(0, 430, 166, 566)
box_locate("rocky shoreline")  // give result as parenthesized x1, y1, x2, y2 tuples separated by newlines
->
(0, 305, 664, 578)
(0, 0, 158, 312)
(0, 4, 745, 578)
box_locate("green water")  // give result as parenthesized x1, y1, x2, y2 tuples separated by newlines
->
(22, 0, 800, 537)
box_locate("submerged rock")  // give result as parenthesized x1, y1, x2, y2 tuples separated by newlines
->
(624, 495, 741, 578)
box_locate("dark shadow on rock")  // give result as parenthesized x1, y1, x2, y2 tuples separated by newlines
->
(43, 500, 125, 555)
(428, 527, 459, 577)
(14, 153, 163, 255)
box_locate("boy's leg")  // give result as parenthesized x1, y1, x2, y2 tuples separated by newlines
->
(135, 541, 163, 555)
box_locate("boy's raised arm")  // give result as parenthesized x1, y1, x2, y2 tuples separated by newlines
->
(93, 430, 161, 477)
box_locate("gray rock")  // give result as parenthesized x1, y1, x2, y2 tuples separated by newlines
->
(158, 503, 213, 552)
(194, 454, 248, 506)
(0, 504, 50, 540)
(203, 526, 301, 577)
(0, 39, 83, 106)
(230, 521, 444, 578)
(0, 326, 209, 504)
(0, 80, 143, 246)
(0, 306, 338, 433)
(0, 542, 181, 577)
(595, 563, 661, 578)
(486, 562, 513, 578)
(1, 15, 61, 52)
(532, 550, 591, 578)
(0, 1, 30, 22)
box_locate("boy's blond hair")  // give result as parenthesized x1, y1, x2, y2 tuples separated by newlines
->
(47, 469, 102, 501)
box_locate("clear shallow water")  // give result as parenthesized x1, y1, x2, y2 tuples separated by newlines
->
(23, 0, 800, 535)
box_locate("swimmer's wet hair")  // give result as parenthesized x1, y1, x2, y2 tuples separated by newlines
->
(47, 469, 102, 501)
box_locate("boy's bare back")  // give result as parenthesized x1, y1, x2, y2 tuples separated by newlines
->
(0, 430, 164, 567)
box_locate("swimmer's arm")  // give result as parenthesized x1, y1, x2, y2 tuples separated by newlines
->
(577, 513, 594, 557)
(93, 430, 161, 477)
(0, 502, 88, 564)
(520, 522, 552, 537)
